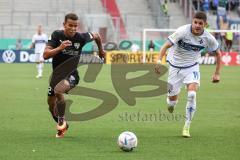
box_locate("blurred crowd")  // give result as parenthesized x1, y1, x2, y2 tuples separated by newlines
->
(192, 0, 240, 13)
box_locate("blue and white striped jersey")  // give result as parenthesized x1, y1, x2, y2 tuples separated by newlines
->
(32, 33, 48, 54)
(167, 24, 219, 68)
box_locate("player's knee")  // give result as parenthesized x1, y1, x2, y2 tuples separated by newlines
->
(54, 87, 64, 95)
(167, 98, 178, 107)
(54, 82, 70, 95)
(187, 91, 196, 103)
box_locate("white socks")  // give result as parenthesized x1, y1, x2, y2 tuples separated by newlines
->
(37, 63, 43, 76)
(185, 91, 196, 128)
(167, 98, 178, 108)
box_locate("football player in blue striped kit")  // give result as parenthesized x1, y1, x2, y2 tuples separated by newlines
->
(155, 11, 221, 137)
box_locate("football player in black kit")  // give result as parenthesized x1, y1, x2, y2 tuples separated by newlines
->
(43, 13, 105, 138)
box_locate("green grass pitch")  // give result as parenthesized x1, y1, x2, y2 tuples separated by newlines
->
(0, 63, 239, 160)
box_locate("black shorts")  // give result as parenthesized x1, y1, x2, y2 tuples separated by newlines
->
(48, 71, 79, 96)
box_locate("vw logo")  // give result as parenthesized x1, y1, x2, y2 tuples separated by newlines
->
(2, 50, 16, 63)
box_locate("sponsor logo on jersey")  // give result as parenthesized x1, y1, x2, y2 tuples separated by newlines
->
(74, 43, 80, 49)
(178, 40, 205, 52)
(35, 40, 47, 43)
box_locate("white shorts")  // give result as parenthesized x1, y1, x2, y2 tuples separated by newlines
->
(35, 52, 44, 62)
(167, 64, 200, 96)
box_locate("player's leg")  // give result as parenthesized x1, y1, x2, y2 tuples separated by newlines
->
(167, 67, 183, 113)
(54, 72, 79, 123)
(35, 53, 39, 77)
(54, 79, 71, 138)
(54, 80, 71, 125)
(182, 83, 198, 138)
(37, 61, 44, 78)
(228, 40, 233, 52)
(47, 95, 58, 123)
(54, 72, 79, 138)
(167, 95, 178, 113)
(47, 86, 59, 123)
(38, 53, 44, 77)
(35, 53, 42, 78)
(182, 67, 200, 137)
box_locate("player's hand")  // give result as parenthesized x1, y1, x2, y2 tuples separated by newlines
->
(59, 40, 72, 50)
(155, 64, 161, 74)
(99, 50, 106, 59)
(29, 44, 34, 49)
(212, 73, 220, 83)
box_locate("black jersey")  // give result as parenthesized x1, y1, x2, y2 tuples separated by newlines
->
(47, 30, 93, 70)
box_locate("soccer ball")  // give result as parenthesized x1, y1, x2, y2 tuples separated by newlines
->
(117, 131, 138, 152)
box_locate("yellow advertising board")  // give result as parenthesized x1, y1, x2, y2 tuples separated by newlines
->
(106, 51, 166, 64)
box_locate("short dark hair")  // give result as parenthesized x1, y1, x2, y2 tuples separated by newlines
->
(64, 13, 78, 22)
(193, 11, 207, 22)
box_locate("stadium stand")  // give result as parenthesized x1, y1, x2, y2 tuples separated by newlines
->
(0, 0, 106, 39)
(3, 0, 239, 45)
(167, 1, 187, 29)
(116, 0, 158, 40)
(0, 0, 172, 42)
(0, 0, 12, 12)
(101, 0, 127, 39)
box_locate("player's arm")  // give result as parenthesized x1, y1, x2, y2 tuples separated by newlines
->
(90, 32, 105, 59)
(29, 42, 34, 49)
(155, 26, 184, 74)
(212, 49, 221, 83)
(43, 40, 72, 60)
(29, 34, 36, 49)
(155, 40, 173, 74)
(158, 40, 173, 62)
(29, 37, 35, 49)
(208, 34, 221, 83)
